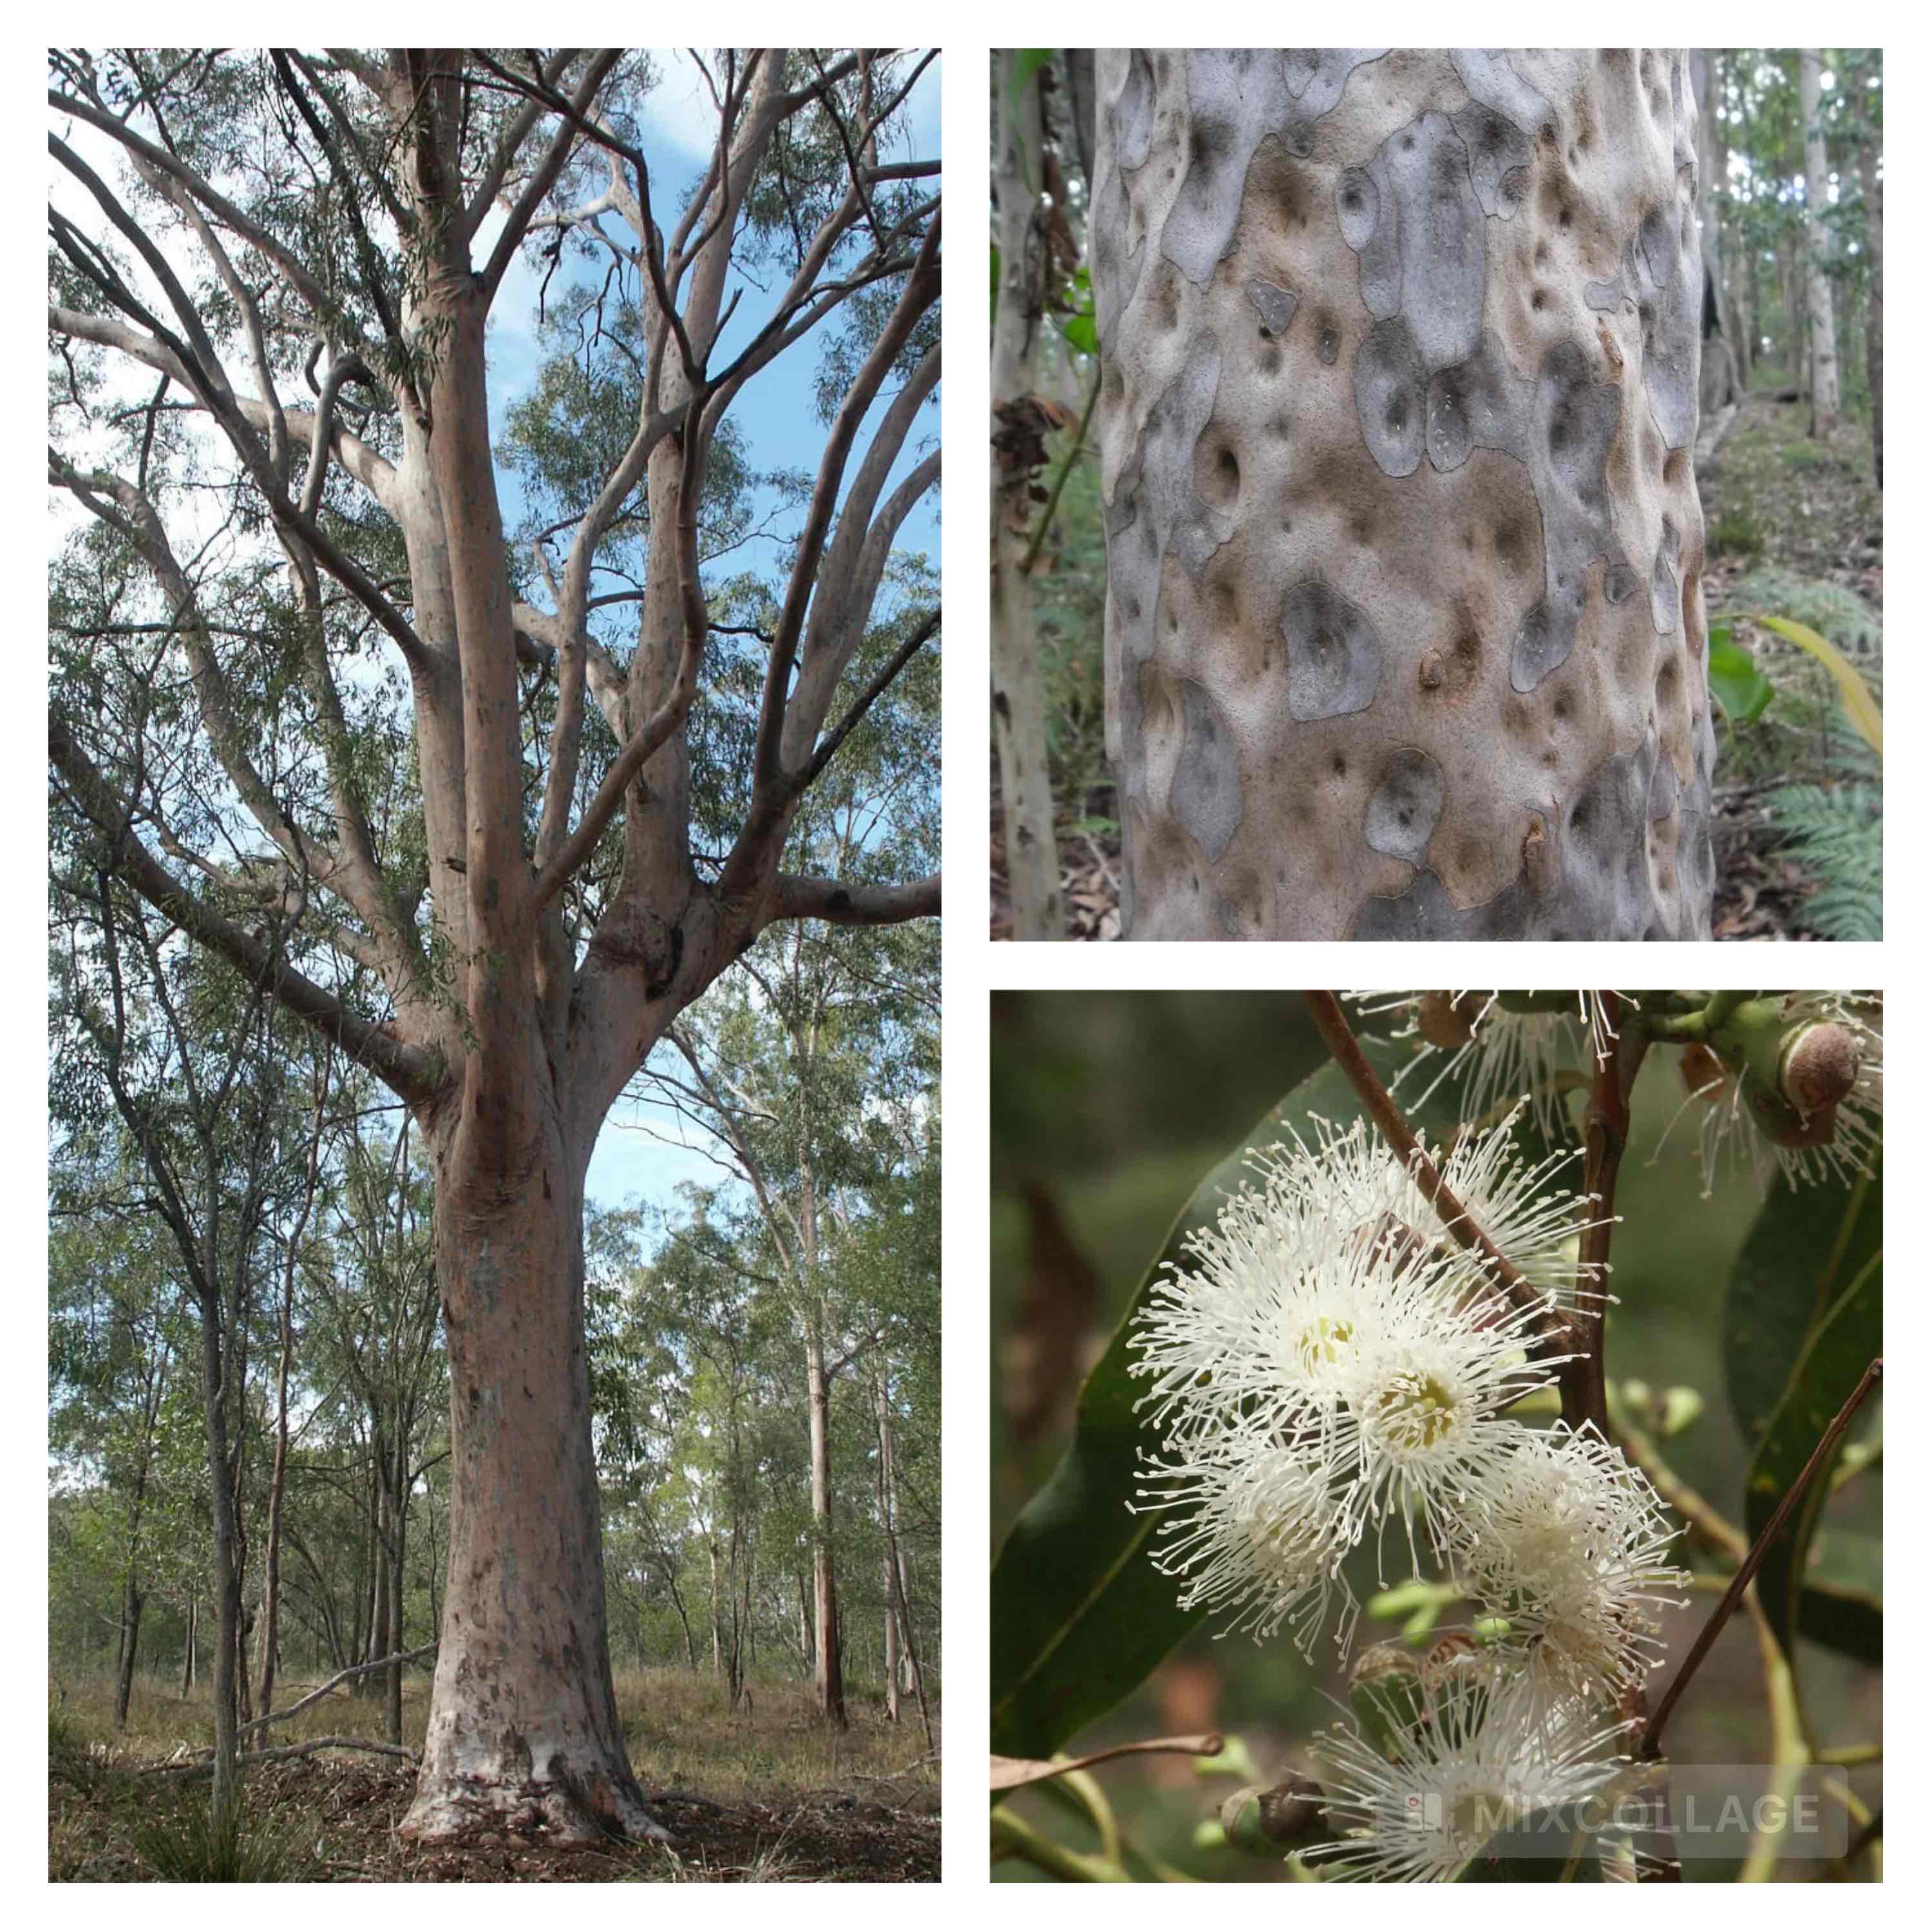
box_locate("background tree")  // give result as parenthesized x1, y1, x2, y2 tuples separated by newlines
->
(50, 46, 938, 1844)
(1799, 50, 1841, 437)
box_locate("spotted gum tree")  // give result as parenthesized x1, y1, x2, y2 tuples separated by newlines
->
(1093, 49, 1714, 940)
(48, 46, 939, 1842)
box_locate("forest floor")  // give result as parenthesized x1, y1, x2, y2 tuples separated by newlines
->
(990, 379, 1882, 942)
(50, 1668, 940, 1882)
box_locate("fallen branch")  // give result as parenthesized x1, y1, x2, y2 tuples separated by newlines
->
(239, 1642, 437, 1738)
(149, 1734, 421, 1776)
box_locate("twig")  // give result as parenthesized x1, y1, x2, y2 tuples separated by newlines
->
(1642, 1357, 1882, 1758)
(1566, 998, 1649, 1431)
(1303, 992, 1553, 1327)
(1019, 372, 1099, 576)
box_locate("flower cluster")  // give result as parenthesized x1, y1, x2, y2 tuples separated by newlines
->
(1130, 1112, 1684, 1687)
(1127, 1099, 1690, 1879)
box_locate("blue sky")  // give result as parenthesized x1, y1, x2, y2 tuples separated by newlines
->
(477, 53, 942, 1217)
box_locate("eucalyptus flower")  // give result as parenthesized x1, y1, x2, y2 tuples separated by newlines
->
(1135, 1423, 1356, 1647)
(1311, 1658, 1633, 1882)
(1452, 1423, 1689, 1699)
(1354, 991, 1623, 1144)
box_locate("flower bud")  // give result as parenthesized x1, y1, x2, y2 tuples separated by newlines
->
(1220, 1772, 1329, 1853)
(1678, 1041, 1727, 1105)
(1416, 991, 1482, 1050)
(1781, 1021, 1861, 1117)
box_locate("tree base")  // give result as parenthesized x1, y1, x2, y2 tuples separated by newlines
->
(397, 1761, 676, 1848)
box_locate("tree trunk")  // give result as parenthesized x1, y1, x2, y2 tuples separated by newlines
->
(991, 52, 1067, 940)
(182, 1588, 196, 1696)
(806, 1327, 848, 1727)
(1858, 142, 1882, 486)
(398, 1147, 667, 1845)
(387, 1439, 407, 1747)
(1691, 52, 1740, 411)
(1092, 49, 1716, 940)
(114, 1575, 143, 1730)
(1800, 51, 1841, 437)
(257, 1287, 294, 1718)
(194, 1287, 242, 1814)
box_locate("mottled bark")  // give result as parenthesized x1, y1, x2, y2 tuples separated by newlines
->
(401, 1142, 667, 1845)
(1800, 52, 1841, 437)
(1094, 49, 1716, 940)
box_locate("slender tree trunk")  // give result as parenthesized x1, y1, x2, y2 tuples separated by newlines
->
(182, 1588, 196, 1696)
(388, 1444, 407, 1747)
(114, 1575, 144, 1730)
(260, 1056, 327, 1719)
(1094, 50, 1714, 940)
(1692, 52, 1739, 410)
(991, 52, 1066, 940)
(806, 1325, 848, 1727)
(194, 1280, 242, 1814)
(399, 1146, 666, 1844)
(1857, 142, 1882, 486)
(1800, 51, 1841, 437)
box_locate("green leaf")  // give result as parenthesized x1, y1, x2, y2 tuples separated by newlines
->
(1724, 1168, 1880, 1447)
(1743, 1249, 1882, 1670)
(989, 1041, 1459, 1757)
(1752, 612, 1883, 756)
(1009, 50, 1054, 92)
(1707, 632, 1774, 725)
(1058, 310, 1098, 357)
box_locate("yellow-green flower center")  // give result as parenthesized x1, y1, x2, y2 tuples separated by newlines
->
(1377, 1372, 1461, 1450)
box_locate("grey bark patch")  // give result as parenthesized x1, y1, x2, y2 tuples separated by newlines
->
(1364, 748, 1444, 860)
(1355, 315, 1428, 477)
(1353, 732, 1671, 938)
(1582, 189, 1702, 449)
(1278, 48, 1389, 153)
(1383, 113, 1487, 368)
(1162, 51, 1385, 284)
(1169, 679, 1244, 861)
(1650, 516, 1681, 633)
(1449, 50, 1550, 217)
(1279, 579, 1385, 720)
(1647, 749, 1679, 819)
(1511, 340, 1634, 690)
(1094, 52, 1156, 349)
(1103, 331, 1230, 808)
(1317, 326, 1339, 365)
(1426, 329, 1532, 473)
(1247, 279, 1299, 333)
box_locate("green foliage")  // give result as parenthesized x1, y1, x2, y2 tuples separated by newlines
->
(126, 1788, 305, 1882)
(1708, 509, 1763, 558)
(1707, 628, 1774, 725)
(1744, 1239, 1881, 1674)
(1768, 784, 1882, 940)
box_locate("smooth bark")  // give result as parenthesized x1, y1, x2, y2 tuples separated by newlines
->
(1801, 51, 1841, 436)
(990, 54, 1065, 940)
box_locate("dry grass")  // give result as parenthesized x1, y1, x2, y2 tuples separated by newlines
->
(50, 1666, 940, 1882)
